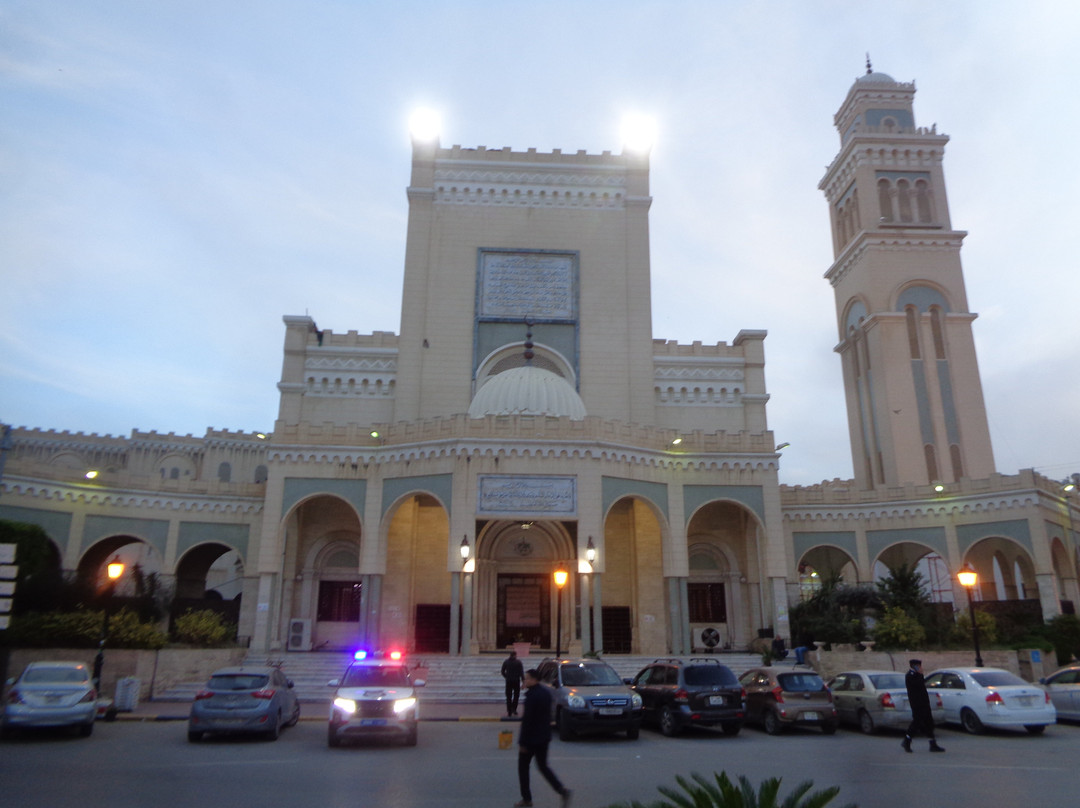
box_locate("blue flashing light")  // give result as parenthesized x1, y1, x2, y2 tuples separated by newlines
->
(353, 649, 368, 661)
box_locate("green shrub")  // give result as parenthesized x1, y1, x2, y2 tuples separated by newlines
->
(601, 771, 856, 808)
(872, 606, 926, 650)
(1044, 614, 1080, 667)
(173, 609, 234, 646)
(954, 609, 998, 646)
(1, 607, 166, 649)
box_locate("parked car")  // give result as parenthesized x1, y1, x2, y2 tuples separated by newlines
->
(535, 657, 643, 740)
(630, 657, 744, 736)
(1039, 664, 1080, 721)
(2, 661, 97, 738)
(827, 669, 944, 734)
(327, 650, 424, 747)
(738, 666, 838, 734)
(925, 667, 1056, 734)
(188, 666, 300, 742)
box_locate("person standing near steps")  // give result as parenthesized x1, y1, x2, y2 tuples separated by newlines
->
(515, 668, 571, 808)
(501, 650, 524, 717)
(903, 659, 945, 753)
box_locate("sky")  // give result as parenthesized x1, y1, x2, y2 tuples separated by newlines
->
(2, 1, 1079, 488)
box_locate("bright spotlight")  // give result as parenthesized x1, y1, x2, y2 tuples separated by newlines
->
(409, 108, 441, 142)
(620, 113, 656, 153)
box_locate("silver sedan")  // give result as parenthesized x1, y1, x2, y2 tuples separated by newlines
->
(2, 660, 98, 737)
(1039, 665, 1080, 721)
(827, 669, 944, 734)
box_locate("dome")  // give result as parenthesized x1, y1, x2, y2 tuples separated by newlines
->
(854, 70, 896, 86)
(467, 366, 587, 420)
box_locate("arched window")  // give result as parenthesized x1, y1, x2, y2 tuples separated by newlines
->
(217, 462, 232, 483)
(905, 306, 921, 359)
(254, 465, 268, 484)
(915, 179, 932, 223)
(877, 178, 893, 222)
(950, 444, 964, 480)
(924, 444, 939, 483)
(897, 179, 913, 222)
(930, 307, 947, 359)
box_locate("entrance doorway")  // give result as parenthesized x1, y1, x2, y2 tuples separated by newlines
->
(497, 574, 550, 648)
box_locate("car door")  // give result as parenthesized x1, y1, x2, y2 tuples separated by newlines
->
(1044, 669, 1080, 719)
(738, 670, 769, 722)
(829, 674, 853, 723)
(926, 672, 964, 722)
(632, 666, 659, 724)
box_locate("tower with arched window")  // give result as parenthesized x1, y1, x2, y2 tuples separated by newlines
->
(818, 66, 995, 489)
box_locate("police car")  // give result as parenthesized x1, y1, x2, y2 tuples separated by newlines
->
(327, 650, 425, 747)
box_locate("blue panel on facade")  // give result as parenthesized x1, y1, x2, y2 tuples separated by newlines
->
(177, 522, 250, 562)
(83, 514, 170, 557)
(896, 286, 950, 313)
(381, 474, 454, 517)
(683, 485, 765, 525)
(281, 478, 366, 518)
(867, 526, 946, 559)
(956, 519, 1032, 554)
(0, 505, 73, 547)
(601, 477, 669, 521)
(793, 531, 858, 561)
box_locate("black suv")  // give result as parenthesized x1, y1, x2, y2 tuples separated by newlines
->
(630, 657, 745, 737)
(535, 657, 643, 741)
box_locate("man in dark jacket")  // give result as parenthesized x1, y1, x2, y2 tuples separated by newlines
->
(501, 650, 524, 716)
(516, 669, 571, 808)
(903, 659, 944, 753)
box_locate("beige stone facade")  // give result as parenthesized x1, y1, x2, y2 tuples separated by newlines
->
(2, 70, 1077, 657)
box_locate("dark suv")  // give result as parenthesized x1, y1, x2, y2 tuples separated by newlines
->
(535, 657, 643, 741)
(630, 658, 745, 736)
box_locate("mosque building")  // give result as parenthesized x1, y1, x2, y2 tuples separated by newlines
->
(2, 68, 1077, 656)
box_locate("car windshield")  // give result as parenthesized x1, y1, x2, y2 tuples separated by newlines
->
(684, 666, 738, 687)
(869, 673, 906, 689)
(342, 666, 410, 687)
(23, 667, 89, 684)
(209, 674, 269, 691)
(777, 673, 825, 692)
(560, 663, 622, 686)
(971, 671, 1027, 688)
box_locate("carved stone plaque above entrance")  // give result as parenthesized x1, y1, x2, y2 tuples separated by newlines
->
(477, 250, 576, 320)
(477, 475, 577, 516)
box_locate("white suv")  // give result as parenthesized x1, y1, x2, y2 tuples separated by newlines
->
(327, 651, 425, 747)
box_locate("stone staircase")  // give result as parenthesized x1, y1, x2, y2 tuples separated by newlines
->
(153, 650, 769, 704)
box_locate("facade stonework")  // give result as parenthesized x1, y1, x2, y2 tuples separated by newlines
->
(2, 71, 1077, 657)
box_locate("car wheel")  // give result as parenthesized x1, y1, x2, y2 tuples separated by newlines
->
(557, 710, 575, 742)
(327, 728, 341, 748)
(763, 709, 783, 735)
(78, 722, 94, 738)
(821, 721, 838, 735)
(286, 703, 301, 727)
(659, 706, 679, 737)
(960, 707, 984, 735)
(1024, 724, 1046, 735)
(858, 709, 875, 735)
(720, 721, 741, 736)
(626, 723, 640, 740)
(187, 730, 203, 743)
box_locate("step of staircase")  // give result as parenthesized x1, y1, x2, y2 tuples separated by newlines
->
(152, 650, 770, 704)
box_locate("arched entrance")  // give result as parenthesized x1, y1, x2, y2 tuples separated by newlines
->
(173, 543, 243, 639)
(797, 545, 858, 600)
(473, 520, 575, 652)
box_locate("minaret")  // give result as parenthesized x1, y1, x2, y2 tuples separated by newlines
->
(819, 62, 995, 489)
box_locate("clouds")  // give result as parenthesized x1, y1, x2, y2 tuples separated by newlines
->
(2, 1, 1079, 484)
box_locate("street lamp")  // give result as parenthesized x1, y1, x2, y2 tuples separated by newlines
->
(92, 556, 125, 693)
(553, 568, 568, 658)
(585, 537, 596, 565)
(957, 563, 984, 667)
(460, 535, 471, 563)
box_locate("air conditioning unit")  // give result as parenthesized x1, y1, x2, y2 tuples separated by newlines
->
(690, 623, 726, 653)
(287, 618, 312, 651)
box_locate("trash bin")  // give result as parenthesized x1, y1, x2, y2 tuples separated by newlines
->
(115, 677, 141, 712)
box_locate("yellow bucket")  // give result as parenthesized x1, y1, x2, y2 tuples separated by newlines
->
(498, 730, 514, 750)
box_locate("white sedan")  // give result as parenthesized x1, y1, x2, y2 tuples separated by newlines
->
(1039, 665, 1080, 721)
(925, 667, 1056, 734)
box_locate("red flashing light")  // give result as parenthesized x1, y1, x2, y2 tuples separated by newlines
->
(389, 650, 403, 661)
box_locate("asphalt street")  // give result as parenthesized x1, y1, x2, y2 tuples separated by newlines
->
(1, 717, 1077, 808)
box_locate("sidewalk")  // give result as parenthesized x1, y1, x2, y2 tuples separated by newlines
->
(114, 699, 518, 723)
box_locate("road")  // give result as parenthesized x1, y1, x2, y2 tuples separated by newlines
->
(1, 718, 1077, 808)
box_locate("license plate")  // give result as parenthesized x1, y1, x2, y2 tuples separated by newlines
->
(598, 707, 623, 716)
(708, 696, 725, 706)
(360, 718, 387, 726)
(802, 711, 820, 721)
(1017, 696, 1035, 707)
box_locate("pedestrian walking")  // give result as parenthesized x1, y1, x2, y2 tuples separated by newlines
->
(501, 650, 524, 716)
(516, 668, 571, 808)
(903, 659, 944, 753)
